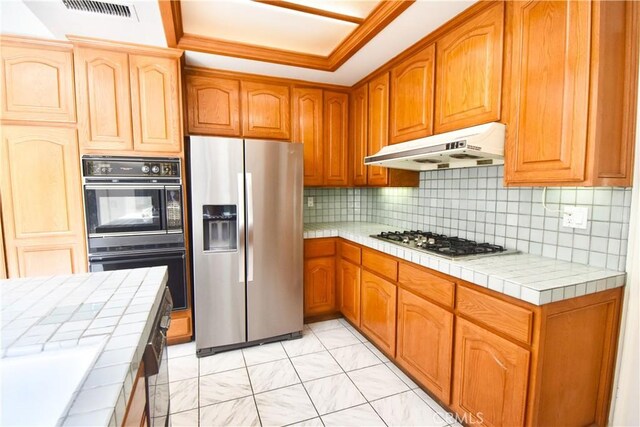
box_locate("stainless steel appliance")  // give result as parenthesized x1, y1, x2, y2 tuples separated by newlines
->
(189, 137, 303, 356)
(372, 230, 519, 260)
(82, 156, 188, 310)
(144, 287, 172, 427)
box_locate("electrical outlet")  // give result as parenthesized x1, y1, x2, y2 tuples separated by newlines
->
(562, 206, 588, 229)
(307, 197, 314, 207)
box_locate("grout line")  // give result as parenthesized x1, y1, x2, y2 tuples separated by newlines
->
(241, 348, 263, 427)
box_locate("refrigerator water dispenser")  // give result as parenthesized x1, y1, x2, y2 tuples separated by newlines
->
(203, 205, 237, 252)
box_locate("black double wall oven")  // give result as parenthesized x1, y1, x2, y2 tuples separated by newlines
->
(82, 156, 188, 311)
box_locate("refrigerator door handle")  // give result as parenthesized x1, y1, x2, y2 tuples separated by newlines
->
(238, 174, 245, 284)
(246, 172, 254, 283)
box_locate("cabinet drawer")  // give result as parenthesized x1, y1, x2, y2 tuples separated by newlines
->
(456, 285, 534, 345)
(362, 249, 398, 281)
(339, 241, 361, 264)
(304, 238, 336, 258)
(398, 263, 455, 308)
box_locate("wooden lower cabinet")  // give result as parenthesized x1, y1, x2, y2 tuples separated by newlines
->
(167, 309, 193, 345)
(304, 256, 336, 317)
(360, 270, 396, 356)
(452, 317, 530, 427)
(396, 288, 453, 404)
(123, 361, 147, 427)
(338, 259, 360, 326)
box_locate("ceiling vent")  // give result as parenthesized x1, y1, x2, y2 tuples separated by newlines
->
(62, 0, 133, 18)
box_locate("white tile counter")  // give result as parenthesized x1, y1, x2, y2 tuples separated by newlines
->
(0, 267, 168, 426)
(304, 222, 626, 305)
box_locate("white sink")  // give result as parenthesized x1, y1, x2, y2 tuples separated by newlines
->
(1, 338, 107, 426)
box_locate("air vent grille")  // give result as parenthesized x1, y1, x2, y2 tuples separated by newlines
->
(63, 0, 131, 17)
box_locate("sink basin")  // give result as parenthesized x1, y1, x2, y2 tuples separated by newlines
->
(1, 338, 107, 426)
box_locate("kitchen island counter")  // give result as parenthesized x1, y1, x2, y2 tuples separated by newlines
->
(0, 267, 168, 426)
(304, 222, 625, 305)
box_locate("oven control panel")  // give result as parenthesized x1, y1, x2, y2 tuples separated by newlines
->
(83, 156, 180, 178)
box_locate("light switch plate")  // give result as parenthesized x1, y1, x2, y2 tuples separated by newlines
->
(307, 197, 314, 207)
(562, 206, 588, 229)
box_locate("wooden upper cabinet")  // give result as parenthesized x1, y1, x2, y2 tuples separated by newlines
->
(293, 87, 323, 186)
(360, 269, 397, 356)
(186, 74, 241, 136)
(367, 73, 390, 186)
(434, 3, 504, 133)
(452, 318, 529, 427)
(323, 91, 349, 186)
(304, 257, 336, 317)
(350, 83, 368, 186)
(0, 126, 86, 277)
(397, 289, 453, 404)
(241, 81, 291, 140)
(390, 45, 435, 144)
(338, 259, 361, 326)
(130, 54, 182, 153)
(74, 47, 133, 151)
(0, 41, 76, 123)
(504, 0, 638, 187)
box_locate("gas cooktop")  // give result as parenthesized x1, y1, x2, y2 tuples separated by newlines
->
(371, 230, 519, 260)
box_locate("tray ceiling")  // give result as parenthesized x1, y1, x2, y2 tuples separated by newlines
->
(160, 0, 415, 71)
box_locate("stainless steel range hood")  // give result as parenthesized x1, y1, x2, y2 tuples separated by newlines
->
(364, 122, 505, 171)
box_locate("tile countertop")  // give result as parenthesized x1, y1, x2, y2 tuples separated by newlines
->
(304, 222, 626, 305)
(0, 267, 168, 426)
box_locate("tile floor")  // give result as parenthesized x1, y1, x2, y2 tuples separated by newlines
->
(167, 318, 461, 426)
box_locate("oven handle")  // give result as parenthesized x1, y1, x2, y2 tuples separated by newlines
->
(84, 184, 167, 190)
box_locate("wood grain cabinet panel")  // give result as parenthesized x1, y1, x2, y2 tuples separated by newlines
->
(360, 270, 397, 356)
(390, 45, 435, 144)
(186, 75, 240, 136)
(123, 361, 147, 427)
(74, 47, 133, 151)
(293, 87, 323, 185)
(350, 83, 368, 186)
(452, 318, 529, 427)
(241, 81, 291, 140)
(434, 3, 504, 133)
(367, 73, 390, 186)
(338, 259, 361, 326)
(0, 42, 76, 123)
(304, 256, 336, 317)
(130, 54, 182, 153)
(0, 126, 86, 277)
(323, 91, 349, 186)
(0, 215, 6, 279)
(397, 289, 453, 404)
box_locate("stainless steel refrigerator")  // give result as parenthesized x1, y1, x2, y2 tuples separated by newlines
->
(189, 136, 303, 356)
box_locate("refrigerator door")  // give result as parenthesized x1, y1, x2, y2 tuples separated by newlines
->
(190, 136, 247, 350)
(244, 140, 304, 341)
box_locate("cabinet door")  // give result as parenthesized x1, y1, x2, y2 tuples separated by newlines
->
(0, 44, 76, 122)
(351, 84, 368, 186)
(0, 126, 86, 277)
(323, 91, 349, 186)
(338, 259, 361, 326)
(390, 45, 435, 144)
(452, 318, 529, 427)
(130, 54, 182, 153)
(74, 47, 133, 151)
(292, 87, 323, 186)
(361, 269, 396, 356)
(0, 215, 6, 279)
(434, 3, 504, 133)
(304, 256, 336, 317)
(186, 75, 241, 136)
(396, 289, 453, 403)
(242, 81, 291, 140)
(504, 1, 591, 184)
(367, 73, 390, 186)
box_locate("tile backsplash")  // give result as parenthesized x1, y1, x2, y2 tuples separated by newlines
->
(303, 166, 632, 271)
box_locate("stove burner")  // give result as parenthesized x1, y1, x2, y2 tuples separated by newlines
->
(373, 230, 508, 259)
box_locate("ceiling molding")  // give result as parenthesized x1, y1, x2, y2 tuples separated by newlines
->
(252, 1, 365, 24)
(158, 0, 415, 71)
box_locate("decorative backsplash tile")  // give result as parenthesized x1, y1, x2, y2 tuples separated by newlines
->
(304, 166, 632, 271)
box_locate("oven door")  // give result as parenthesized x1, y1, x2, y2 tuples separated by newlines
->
(88, 250, 188, 310)
(84, 185, 166, 237)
